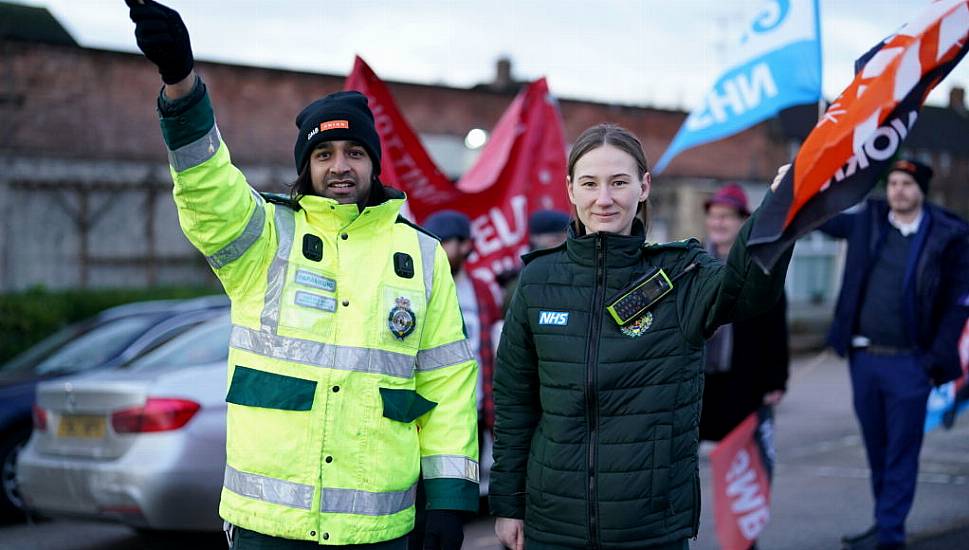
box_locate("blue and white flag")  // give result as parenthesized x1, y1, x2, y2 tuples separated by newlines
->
(654, 0, 822, 174)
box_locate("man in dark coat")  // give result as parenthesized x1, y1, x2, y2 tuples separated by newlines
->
(820, 159, 969, 550)
(700, 183, 789, 443)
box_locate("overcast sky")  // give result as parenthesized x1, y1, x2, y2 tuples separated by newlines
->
(14, 0, 969, 110)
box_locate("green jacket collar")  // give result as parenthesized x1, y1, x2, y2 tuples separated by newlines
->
(565, 219, 647, 269)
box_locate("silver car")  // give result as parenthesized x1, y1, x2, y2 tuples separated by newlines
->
(17, 314, 231, 532)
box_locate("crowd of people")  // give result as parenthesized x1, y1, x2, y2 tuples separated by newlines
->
(124, 1, 969, 549)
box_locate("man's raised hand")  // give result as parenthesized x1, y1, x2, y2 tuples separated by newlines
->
(126, 0, 194, 85)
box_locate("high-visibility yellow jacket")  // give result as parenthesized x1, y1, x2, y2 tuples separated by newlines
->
(158, 86, 479, 545)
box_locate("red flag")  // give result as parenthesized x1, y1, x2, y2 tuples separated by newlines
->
(710, 408, 775, 550)
(749, 0, 969, 269)
(345, 57, 570, 282)
(344, 57, 460, 215)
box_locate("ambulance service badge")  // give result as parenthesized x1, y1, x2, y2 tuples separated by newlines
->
(388, 296, 417, 340)
(620, 311, 653, 338)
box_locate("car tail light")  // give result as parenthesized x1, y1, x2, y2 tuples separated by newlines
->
(32, 404, 47, 431)
(111, 398, 201, 434)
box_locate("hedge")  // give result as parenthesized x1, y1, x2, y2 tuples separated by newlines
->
(0, 287, 222, 365)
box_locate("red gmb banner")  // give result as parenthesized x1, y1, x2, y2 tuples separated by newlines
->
(710, 408, 775, 550)
(344, 56, 570, 283)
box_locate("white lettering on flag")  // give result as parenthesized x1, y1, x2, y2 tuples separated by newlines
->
(726, 449, 770, 539)
(654, 0, 821, 173)
(687, 63, 779, 131)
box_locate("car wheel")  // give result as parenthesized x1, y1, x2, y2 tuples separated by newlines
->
(0, 429, 30, 523)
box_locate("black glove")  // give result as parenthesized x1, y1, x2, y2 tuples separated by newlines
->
(422, 510, 465, 550)
(126, 0, 194, 84)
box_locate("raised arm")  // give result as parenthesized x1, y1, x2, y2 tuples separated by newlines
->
(127, 0, 272, 298)
(680, 169, 794, 343)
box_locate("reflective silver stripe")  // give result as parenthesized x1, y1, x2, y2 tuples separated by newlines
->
(416, 339, 473, 372)
(421, 455, 479, 483)
(260, 206, 296, 333)
(230, 325, 416, 379)
(223, 465, 314, 510)
(169, 124, 221, 172)
(320, 484, 417, 516)
(416, 232, 437, 302)
(206, 194, 267, 269)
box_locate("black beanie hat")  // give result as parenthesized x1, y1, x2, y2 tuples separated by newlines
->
(889, 158, 933, 195)
(294, 91, 381, 175)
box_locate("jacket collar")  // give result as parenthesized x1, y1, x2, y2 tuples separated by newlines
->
(565, 219, 647, 268)
(298, 186, 405, 234)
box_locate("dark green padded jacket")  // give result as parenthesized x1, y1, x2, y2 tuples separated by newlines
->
(489, 210, 791, 549)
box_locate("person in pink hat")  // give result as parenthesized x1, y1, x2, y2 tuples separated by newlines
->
(700, 183, 789, 438)
(699, 183, 789, 550)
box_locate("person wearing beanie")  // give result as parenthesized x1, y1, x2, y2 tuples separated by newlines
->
(527, 209, 571, 250)
(126, 2, 478, 549)
(422, 211, 500, 434)
(492, 209, 571, 315)
(420, 210, 501, 547)
(699, 183, 790, 550)
(817, 157, 969, 550)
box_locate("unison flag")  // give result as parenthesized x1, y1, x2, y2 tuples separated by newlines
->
(710, 408, 776, 550)
(345, 57, 570, 282)
(749, 0, 969, 270)
(653, 0, 821, 174)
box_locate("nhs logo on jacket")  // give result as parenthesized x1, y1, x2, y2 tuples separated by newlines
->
(538, 311, 569, 326)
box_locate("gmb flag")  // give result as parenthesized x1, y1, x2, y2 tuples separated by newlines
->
(653, 0, 822, 174)
(344, 57, 570, 282)
(710, 408, 776, 550)
(749, 0, 969, 270)
(344, 56, 462, 217)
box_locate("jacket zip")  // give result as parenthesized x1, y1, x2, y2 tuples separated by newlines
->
(586, 235, 606, 547)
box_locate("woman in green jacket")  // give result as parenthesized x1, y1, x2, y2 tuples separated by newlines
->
(489, 124, 791, 549)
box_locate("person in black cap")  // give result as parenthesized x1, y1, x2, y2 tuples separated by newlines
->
(422, 211, 501, 438)
(494, 209, 571, 314)
(125, 2, 479, 549)
(527, 209, 571, 251)
(817, 158, 969, 550)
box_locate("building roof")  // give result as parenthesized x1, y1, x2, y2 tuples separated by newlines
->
(0, 2, 78, 47)
(777, 101, 969, 155)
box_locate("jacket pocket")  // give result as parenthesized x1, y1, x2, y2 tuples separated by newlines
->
(379, 387, 437, 423)
(226, 366, 316, 411)
(652, 425, 673, 514)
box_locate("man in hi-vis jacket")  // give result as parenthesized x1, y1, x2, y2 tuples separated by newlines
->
(126, 2, 479, 548)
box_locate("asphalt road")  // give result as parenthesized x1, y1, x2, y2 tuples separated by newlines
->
(2, 351, 967, 549)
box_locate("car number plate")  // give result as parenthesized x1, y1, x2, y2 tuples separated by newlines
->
(57, 415, 106, 439)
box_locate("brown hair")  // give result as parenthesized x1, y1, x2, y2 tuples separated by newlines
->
(567, 123, 650, 236)
(288, 166, 314, 201)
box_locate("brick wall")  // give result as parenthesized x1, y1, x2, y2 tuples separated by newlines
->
(1, 41, 787, 181)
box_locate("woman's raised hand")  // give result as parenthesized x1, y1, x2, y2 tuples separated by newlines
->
(771, 164, 791, 192)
